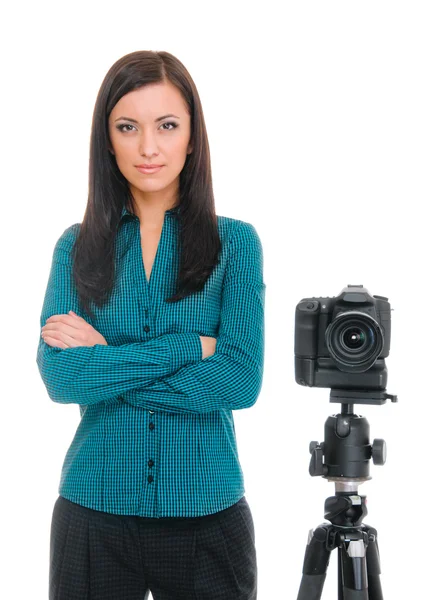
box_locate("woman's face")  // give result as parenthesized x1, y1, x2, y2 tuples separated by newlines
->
(108, 81, 193, 203)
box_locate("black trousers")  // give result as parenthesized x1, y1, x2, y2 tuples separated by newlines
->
(49, 495, 257, 600)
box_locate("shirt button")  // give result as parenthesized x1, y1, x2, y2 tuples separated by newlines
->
(143, 325, 150, 332)
(147, 475, 154, 483)
(118, 395, 124, 401)
(149, 423, 155, 431)
(148, 460, 154, 467)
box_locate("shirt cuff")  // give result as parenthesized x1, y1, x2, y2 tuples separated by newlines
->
(165, 333, 203, 371)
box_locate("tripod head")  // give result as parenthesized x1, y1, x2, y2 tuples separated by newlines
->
(309, 389, 398, 487)
(308, 389, 398, 537)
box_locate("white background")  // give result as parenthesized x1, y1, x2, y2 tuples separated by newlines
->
(1, 1, 444, 598)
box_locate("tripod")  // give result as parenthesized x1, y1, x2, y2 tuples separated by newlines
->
(296, 390, 397, 600)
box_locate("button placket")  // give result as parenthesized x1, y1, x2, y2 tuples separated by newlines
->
(142, 307, 154, 415)
(143, 308, 150, 333)
(147, 413, 156, 484)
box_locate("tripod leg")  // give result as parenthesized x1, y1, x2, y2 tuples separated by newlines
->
(340, 540, 369, 599)
(338, 547, 344, 600)
(363, 526, 383, 600)
(297, 525, 331, 600)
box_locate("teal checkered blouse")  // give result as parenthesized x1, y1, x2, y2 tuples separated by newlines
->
(36, 204, 265, 517)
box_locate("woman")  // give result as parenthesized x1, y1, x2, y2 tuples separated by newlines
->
(37, 50, 265, 600)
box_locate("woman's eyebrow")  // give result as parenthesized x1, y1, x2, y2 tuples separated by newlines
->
(114, 114, 181, 123)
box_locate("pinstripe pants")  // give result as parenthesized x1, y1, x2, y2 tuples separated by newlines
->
(49, 494, 257, 599)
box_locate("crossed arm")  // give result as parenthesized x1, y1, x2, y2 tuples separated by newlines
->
(36, 220, 265, 413)
(123, 279, 265, 414)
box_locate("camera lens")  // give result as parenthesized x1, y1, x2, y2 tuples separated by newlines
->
(342, 327, 367, 350)
(325, 312, 384, 373)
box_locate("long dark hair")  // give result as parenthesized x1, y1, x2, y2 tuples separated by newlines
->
(73, 50, 221, 321)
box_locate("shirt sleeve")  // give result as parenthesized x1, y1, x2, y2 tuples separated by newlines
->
(36, 225, 203, 406)
(122, 220, 266, 414)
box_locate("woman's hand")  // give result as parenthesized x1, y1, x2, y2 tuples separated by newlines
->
(41, 311, 108, 349)
(199, 336, 217, 359)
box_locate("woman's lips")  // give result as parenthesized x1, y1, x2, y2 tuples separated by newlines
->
(136, 165, 163, 174)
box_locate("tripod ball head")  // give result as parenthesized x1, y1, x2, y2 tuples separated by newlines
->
(308, 411, 387, 480)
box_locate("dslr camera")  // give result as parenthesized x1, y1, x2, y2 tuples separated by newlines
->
(294, 284, 393, 404)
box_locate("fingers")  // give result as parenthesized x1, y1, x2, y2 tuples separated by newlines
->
(45, 313, 83, 329)
(41, 335, 69, 349)
(42, 313, 86, 348)
(42, 327, 78, 348)
(43, 313, 88, 340)
(42, 320, 79, 337)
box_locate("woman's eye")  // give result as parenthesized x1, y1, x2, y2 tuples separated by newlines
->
(116, 124, 136, 133)
(161, 121, 178, 131)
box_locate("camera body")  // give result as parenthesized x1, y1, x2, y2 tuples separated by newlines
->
(294, 284, 391, 392)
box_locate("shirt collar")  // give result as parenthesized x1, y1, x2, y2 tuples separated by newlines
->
(120, 204, 181, 221)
